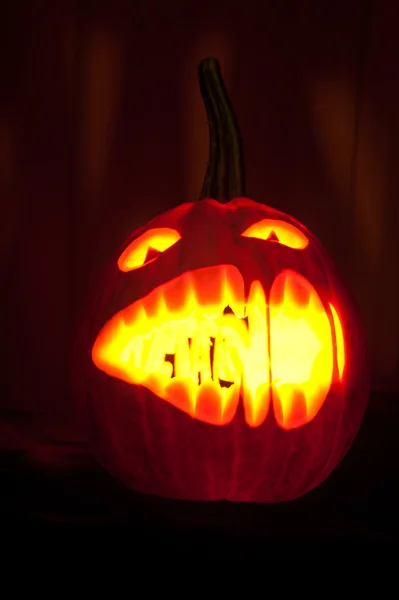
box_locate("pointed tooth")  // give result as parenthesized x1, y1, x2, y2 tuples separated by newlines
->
(246, 279, 267, 315)
(122, 301, 147, 329)
(280, 271, 312, 319)
(242, 280, 270, 427)
(269, 270, 334, 428)
(220, 383, 240, 424)
(194, 380, 239, 425)
(223, 266, 245, 318)
(144, 373, 170, 398)
(242, 383, 271, 427)
(194, 380, 223, 424)
(143, 287, 167, 321)
(273, 351, 332, 429)
(287, 274, 311, 309)
(272, 384, 309, 429)
(189, 266, 224, 317)
(163, 378, 196, 417)
(164, 273, 194, 318)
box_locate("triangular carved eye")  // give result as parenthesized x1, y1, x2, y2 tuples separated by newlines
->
(266, 230, 279, 243)
(241, 219, 309, 249)
(144, 246, 162, 264)
(118, 228, 181, 272)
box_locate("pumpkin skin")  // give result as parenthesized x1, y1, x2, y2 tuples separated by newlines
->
(76, 196, 368, 503)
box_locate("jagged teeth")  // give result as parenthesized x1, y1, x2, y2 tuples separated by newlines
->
(93, 267, 343, 431)
(223, 265, 245, 318)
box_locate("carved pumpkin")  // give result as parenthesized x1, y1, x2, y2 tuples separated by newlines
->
(76, 59, 368, 502)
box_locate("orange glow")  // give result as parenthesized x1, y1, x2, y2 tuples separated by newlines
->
(118, 228, 181, 272)
(329, 302, 345, 379)
(92, 266, 344, 429)
(241, 219, 309, 249)
(269, 272, 333, 429)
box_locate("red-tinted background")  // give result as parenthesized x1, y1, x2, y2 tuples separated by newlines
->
(1, 0, 398, 457)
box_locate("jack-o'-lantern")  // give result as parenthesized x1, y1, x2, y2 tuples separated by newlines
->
(75, 58, 368, 502)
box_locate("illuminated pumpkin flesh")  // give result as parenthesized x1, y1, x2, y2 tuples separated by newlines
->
(93, 262, 344, 430)
(76, 59, 368, 503)
(77, 196, 368, 502)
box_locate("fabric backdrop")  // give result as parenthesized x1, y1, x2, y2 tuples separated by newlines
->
(1, 0, 398, 449)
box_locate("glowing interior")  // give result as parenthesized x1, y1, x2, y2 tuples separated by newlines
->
(92, 266, 345, 429)
(118, 228, 181, 272)
(241, 219, 309, 249)
(329, 302, 345, 379)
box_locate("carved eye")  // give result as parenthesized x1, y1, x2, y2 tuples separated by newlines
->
(241, 219, 309, 249)
(118, 228, 181, 272)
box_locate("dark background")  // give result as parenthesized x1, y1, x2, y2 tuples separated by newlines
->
(1, 0, 398, 546)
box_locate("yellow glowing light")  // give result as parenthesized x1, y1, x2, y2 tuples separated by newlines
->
(329, 302, 345, 379)
(118, 228, 181, 272)
(92, 266, 345, 429)
(269, 272, 333, 429)
(241, 219, 309, 249)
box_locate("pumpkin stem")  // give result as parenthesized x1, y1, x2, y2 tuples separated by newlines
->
(198, 58, 245, 201)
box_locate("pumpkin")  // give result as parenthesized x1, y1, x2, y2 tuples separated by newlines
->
(75, 58, 368, 502)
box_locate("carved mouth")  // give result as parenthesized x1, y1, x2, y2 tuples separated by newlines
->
(92, 265, 345, 429)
